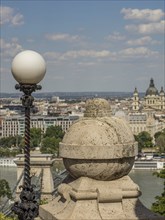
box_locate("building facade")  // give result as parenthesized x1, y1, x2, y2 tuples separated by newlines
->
(1, 115, 79, 137)
(129, 78, 165, 137)
(132, 78, 165, 111)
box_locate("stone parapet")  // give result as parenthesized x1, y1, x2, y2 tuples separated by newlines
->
(39, 176, 164, 220)
(39, 98, 164, 220)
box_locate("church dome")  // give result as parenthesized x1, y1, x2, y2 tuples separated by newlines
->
(146, 78, 158, 96)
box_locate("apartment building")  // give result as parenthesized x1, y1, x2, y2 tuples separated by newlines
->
(1, 115, 79, 137)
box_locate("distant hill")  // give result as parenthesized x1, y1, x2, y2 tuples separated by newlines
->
(0, 91, 145, 100)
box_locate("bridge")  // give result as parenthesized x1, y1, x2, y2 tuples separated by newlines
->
(0, 154, 68, 218)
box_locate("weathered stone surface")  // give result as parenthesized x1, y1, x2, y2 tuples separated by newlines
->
(39, 176, 164, 220)
(84, 98, 112, 117)
(63, 157, 134, 180)
(39, 98, 164, 220)
(60, 107, 137, 180)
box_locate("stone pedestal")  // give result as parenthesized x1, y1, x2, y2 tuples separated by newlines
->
(15, 154, 55, 200)
(40, 175, 164, 220)
(39, 99, 165, 220)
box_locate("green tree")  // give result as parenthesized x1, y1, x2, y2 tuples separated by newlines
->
(41, 137, 59, 155)
(154, 129, 165, 153)
(0, 213, 16, 220)
(134, 131, 153, 152)
(0, 136, 22, 157)
(0, 137, 15, 148)
(0, 136, 23, 149)
(0, 148, 20, 157)
(154, 131, 162, 140)
(41, 126, 64, 156)
(0, 148, 11, 157)
(30, 128, 42, 149)
(151, 169, 165, 216)
(156, 134, 165, 153)
(0, 179, 12, 200)
(44, 125, 64, 139)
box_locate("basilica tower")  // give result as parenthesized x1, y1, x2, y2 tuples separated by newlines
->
(132, 87, 139, 111)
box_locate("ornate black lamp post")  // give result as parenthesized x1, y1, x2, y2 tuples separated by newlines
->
(11, 50, 46, 220)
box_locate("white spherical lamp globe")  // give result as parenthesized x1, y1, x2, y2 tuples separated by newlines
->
(11, 50, 46, 84)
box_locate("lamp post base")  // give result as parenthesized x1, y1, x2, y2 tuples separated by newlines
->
(12, 184, 39, 220)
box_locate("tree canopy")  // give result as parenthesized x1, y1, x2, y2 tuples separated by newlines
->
(151, 169, 165, 216)
(154, 129, 165, 153)
(44, 125, 64, 139)
(41, 125, 64, 156)
(154, 131, 162, 140)
(41, 137, 59, 155)
(30, 128, 42, 149)
(134, 131, 153, 152)
(0, 213, 16, 220)
(0, 136, 22, 149)
(0, 136, 22, 157)
(0, 179, 12, 200)
(0, 125, 64, 157)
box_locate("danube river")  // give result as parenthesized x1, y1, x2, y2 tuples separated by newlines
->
(0, 166, 164, 209)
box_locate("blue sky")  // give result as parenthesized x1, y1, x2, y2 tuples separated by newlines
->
(1, 0, 164, 93)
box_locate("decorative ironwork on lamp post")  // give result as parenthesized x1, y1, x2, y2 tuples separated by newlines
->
(11, 50, 46, 220)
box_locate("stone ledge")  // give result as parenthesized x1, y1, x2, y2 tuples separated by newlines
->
(39, 176, 165, 220)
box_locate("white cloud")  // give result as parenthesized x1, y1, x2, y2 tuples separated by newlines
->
(12, 13, 24, 26)
(46, 33, 82, 42)
(125, 20, 165, 34)
(44, 50, 117, 65)
(0, 38, 23, 59)
(60, 50, 111, 60)
(119, 47, 158, 58)
(0, 6, 24, 26)
(105, 32, 126, 41)
(44, 50, 113, 62)
(126, 36, 160, 46)
(44, 47, 158, 65)
(44, 52, 61, 64)
(121, 8, 164, 22)
(0, 6, 13, 25)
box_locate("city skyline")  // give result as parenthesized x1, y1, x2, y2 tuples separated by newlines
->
(1, 1, 165, 93)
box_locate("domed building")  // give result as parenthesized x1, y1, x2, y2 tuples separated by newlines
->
(144, 78, 165, 110)
(146, 78, 159, 96)
(129, 78, 165, 137)
(132, 78, 165, 111)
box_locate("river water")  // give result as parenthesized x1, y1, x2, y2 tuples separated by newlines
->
(129, 169, 164, 209)
(0, 166, 164, 209)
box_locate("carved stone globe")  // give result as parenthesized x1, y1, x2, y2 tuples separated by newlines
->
(59, 98, 137, 181)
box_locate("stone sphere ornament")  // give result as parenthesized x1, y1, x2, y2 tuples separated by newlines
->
(11, 50, 46, 84)
(60, 98, 137, 181)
